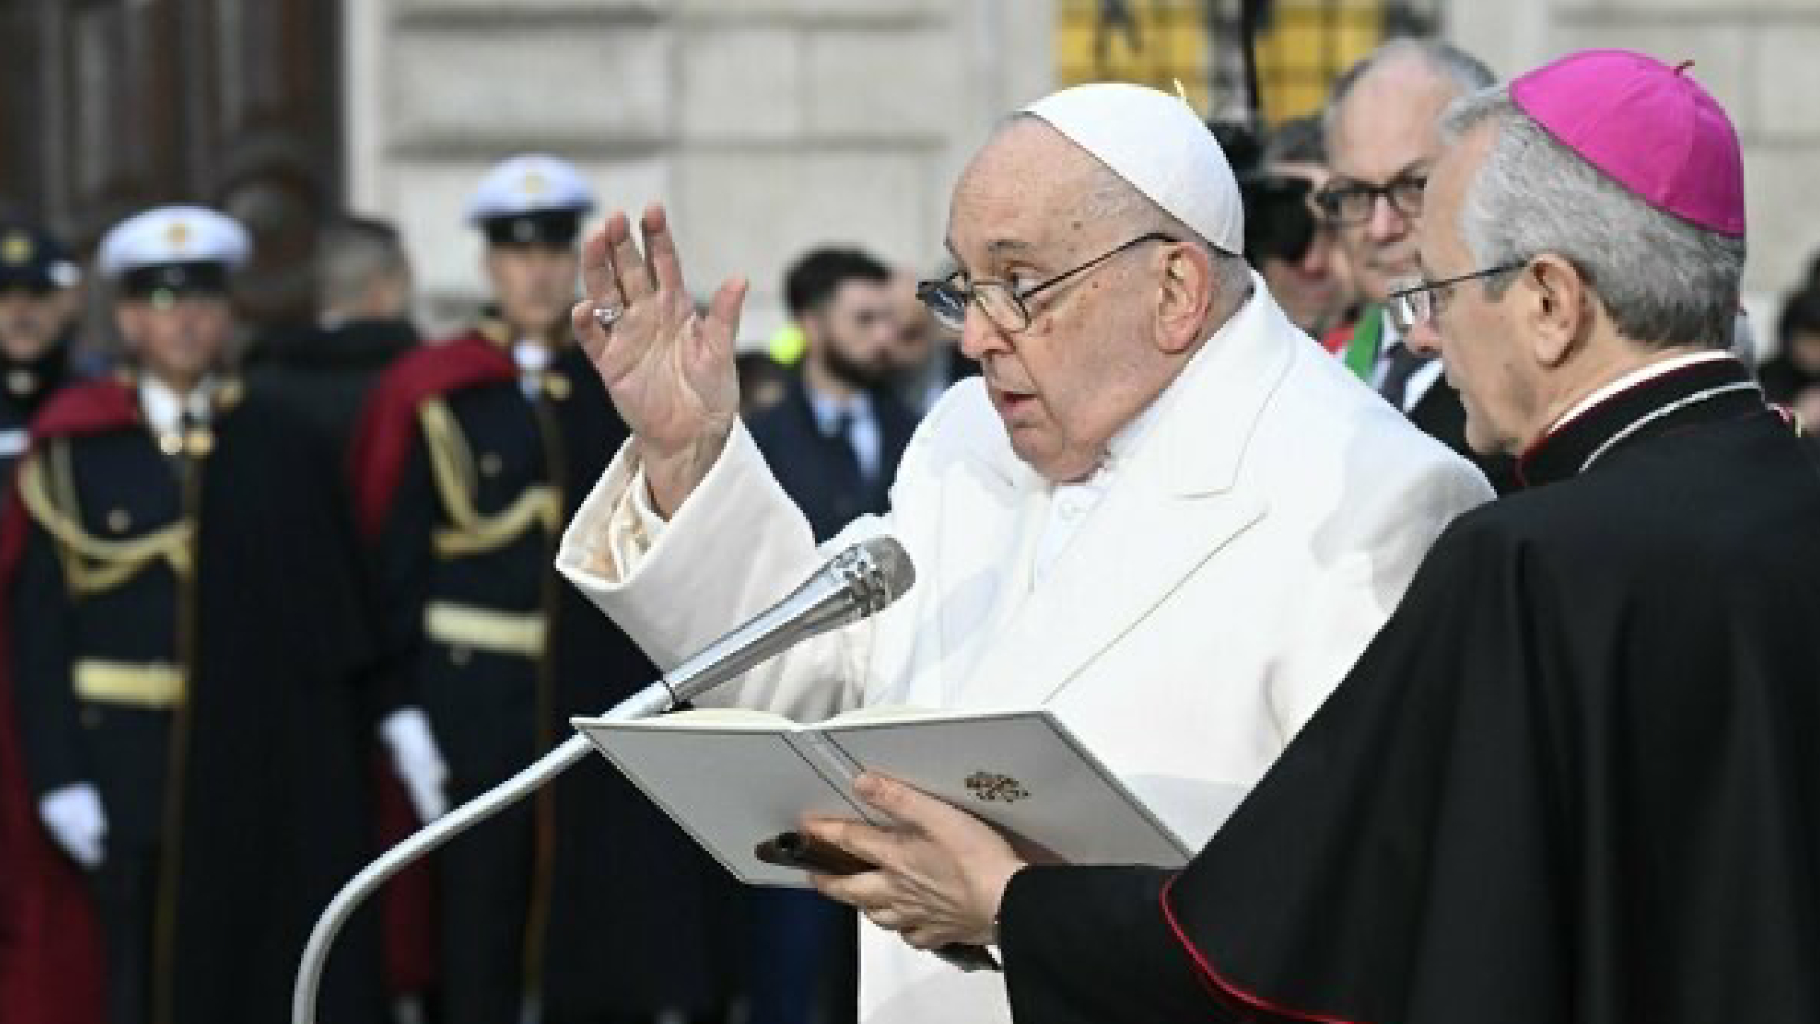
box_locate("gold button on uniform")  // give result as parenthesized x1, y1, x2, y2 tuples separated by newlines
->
(479, 453, 503, 477)
(106, 509, 132, 533)
(449, 646, 472, 666)
(544, 374, 571, 401)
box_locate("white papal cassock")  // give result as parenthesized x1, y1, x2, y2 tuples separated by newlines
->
(556, 278, 1491, 1023)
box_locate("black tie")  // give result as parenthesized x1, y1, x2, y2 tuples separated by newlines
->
(1378, 343, 1431, 410)
(829, 409, 865, 482)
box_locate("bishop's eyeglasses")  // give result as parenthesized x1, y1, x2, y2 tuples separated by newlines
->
(917, 232, 1178, 334)
(1386, 262, 1524, 333)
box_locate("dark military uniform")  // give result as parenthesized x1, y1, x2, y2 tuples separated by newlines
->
(354, 322, 740, 1024)
(0, 218, 82, 479)
(8, 379, 382, 1024)
(0, 341, 75, 480)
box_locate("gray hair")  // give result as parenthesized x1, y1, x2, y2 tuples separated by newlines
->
(1323, 38, 1496, 141)
(1442, 87, 1744, 349)
(315, 215, 409, 315)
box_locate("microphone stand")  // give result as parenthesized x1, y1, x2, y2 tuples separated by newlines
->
(290, 683, 670, 1024)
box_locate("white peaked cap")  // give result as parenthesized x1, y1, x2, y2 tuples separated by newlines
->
(1022, 83, 1243, 255)
(467, 153, 596, 224)
(98, 206, 250, 277)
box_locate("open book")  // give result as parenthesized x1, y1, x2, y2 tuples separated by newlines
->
(572, 706, 1196, 888)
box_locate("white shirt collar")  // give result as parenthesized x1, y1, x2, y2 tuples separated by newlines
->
(807, 384, 874, 436)
(139, 376, 218, 436)
(1549, 350, 1734, 434)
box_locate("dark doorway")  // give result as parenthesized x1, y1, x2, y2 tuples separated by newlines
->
(0, 0, 343, 328)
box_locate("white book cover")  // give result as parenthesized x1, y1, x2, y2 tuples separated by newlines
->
(572, 706, 1195, 888)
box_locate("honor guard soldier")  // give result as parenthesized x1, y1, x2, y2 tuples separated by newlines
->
(0, 219, 82, 475)
(352, 155, 740, 1024)
(1, 206, 385, 1024)
(0, 218, 88, 1023)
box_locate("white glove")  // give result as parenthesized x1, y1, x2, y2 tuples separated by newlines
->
(39, 782, 106, 869)
(380, 707, 449, 823)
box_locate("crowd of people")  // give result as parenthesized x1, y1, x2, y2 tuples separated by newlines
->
(0, 31, 1816, 1024)
(0, 148, 964, 1024)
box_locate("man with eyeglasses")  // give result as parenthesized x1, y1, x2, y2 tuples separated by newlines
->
(1317, 38, 1517, 490)
(788, 50, 1820, 1024)
(557, 82, 1489, 1023)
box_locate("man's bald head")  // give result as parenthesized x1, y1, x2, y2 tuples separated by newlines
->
(1321, 39, 1495, 302)
(1324, 39, 1494, 154)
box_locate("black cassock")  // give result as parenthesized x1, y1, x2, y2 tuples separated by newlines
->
(998, 354, 1820, 1024)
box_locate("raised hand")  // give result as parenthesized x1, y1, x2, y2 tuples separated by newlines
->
(572, 203, 747, 517)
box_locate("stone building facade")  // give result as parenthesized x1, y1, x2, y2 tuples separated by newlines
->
(345, 0, 1052, 341)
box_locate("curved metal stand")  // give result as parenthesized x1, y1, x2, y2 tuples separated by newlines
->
(291, 684, 671, 1024)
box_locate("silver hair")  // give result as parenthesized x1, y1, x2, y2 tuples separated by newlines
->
(1323, 38, 1496, 142)
(1442, 87, 1745, 349)
(315, 216, 409, 315)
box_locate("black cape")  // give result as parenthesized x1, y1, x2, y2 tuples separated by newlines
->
(7, 380, 384, 1024)
(247, 317, 418, 451)
(999, 355, 1820, 1024)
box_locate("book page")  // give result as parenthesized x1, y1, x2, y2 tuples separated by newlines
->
(823, 709, 1192, 867)
(574, 718, 870, 887)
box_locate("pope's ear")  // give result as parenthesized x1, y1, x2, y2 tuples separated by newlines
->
(1522, 254, 1587, 368)
(1155, 242, 1214, 355)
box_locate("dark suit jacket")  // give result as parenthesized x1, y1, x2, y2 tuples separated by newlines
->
(746, 374, 919, 543)
(1408, 376, 1519, 494)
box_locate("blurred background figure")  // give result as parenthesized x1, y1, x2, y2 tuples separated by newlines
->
(0, 219, 82, 475)
(739, 246, 921, 1024)
(351, 153, 741, 1024)
(1317, 38, 1516, 491)
(8, 204, 384, 1024)
(887, 267, 974, 416)
(1219, 115, 1356, 344)
(1759, 284, 1820, 428)
(748, 248, 919, 540)
(248, 215, 420, 448)
(1257, 115, 1356, 342)
(737, 350, 793, 418)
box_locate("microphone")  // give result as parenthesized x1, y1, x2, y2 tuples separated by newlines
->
(660, 534, 915, 706)
(293, 536, 916, 1024)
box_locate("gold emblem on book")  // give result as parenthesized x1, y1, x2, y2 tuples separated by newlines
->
(964, 771, 1029, 804)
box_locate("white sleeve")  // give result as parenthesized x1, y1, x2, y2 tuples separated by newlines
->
(557, 422, 881, 722)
